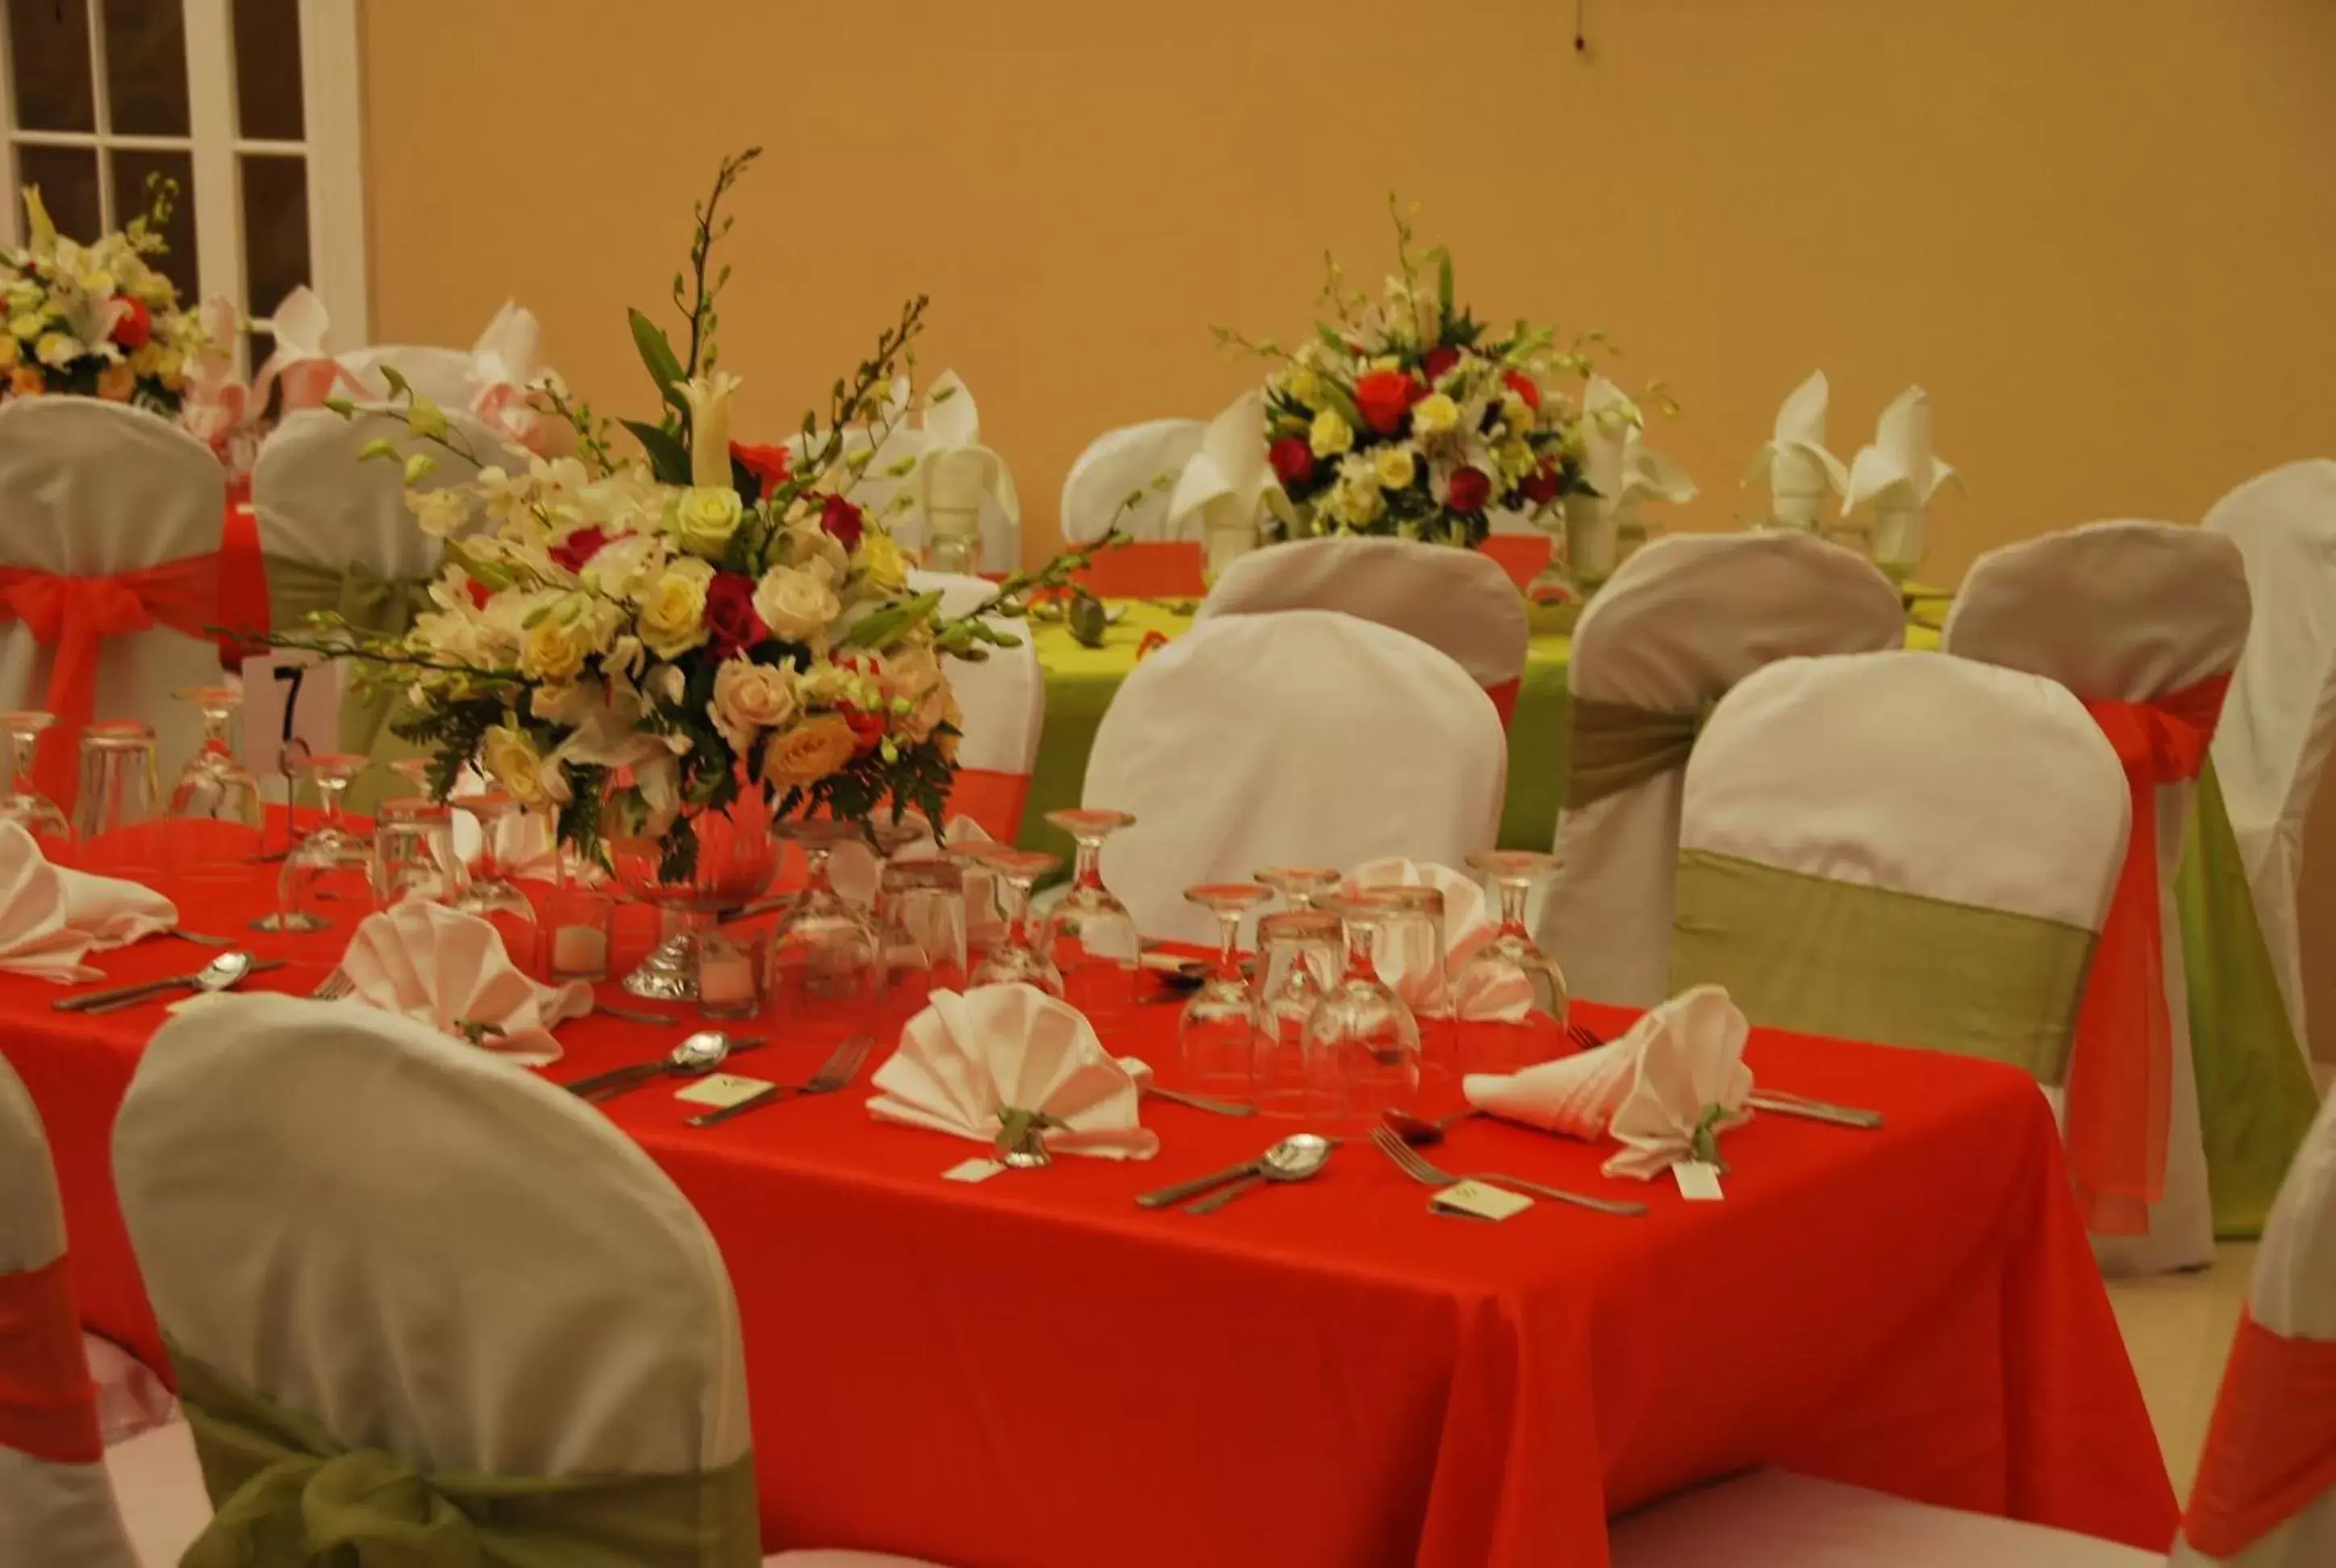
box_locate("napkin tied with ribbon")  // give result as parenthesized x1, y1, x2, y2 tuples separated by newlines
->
(0, 821, 175, 982)
(339, 901, 587, 1066)
(467, 299, 544, 447)
(1345, 857, 1531, 1021)
(251, 286, 359, 416)
(914, 370, 1019, 550)
(870, 983, 1158, 1160)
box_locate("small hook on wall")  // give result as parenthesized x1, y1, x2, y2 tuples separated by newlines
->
(1575, 0, 1590, 56)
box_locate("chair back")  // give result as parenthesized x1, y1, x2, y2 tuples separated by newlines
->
(1944, 518, 2253, 1264)
(1085, 609, 1505, 943)
(911, 569, 1044, 840)
(337, 344, 476, 409)
(1062, 419, 1205, 543)
(1673, 651, 2130, 1085)
(2204, 461, 2336, 1051)
(0, 398, 227, 781)
(1543, 532, 1902, 1007)
(0, 1054, 141, 1568)
(113, 995, 761, 1563)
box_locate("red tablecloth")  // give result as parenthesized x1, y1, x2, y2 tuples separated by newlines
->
(1, 869, 2176, 1568)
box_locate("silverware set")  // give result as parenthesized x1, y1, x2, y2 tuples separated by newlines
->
(684, 1033, 874, 1128)
(55, 951, 282, 1015)
(1135, 1133, 1333, 1212)
(565, 1032, 765, 1103)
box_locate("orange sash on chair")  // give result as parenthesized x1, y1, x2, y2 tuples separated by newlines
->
(945, 768, 1032, 844)
(0, 555, 223, 814)
(2182, 1312, 2336, 1557)
(1485, 677, 1521, 730)
(2068, 673, 2230, 1236)
(0, 1255, 103, 1466)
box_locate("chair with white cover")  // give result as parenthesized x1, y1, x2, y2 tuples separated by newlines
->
(1084, 609, 1506, 944)
(1537, 532, 1903, 1008)
(111, 993, 950, 1566)
(1062, 419, 1205, 544)
(911, 569, 1044, 842)
(1943, 519, 2310, 1270)
(0, 1053, 203, 1568)
(1671, 652, 2130, 1095)
(2205, 461, 2336, 1070)
(1196, 536, 1531, 724)
(0, 398, 227, 815)
(1608, 1079, 2336, 1567)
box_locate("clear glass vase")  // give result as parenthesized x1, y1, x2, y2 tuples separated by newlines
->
(604, 792, 780, 1003)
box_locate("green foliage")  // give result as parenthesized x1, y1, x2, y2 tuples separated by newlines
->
(628, 310, 689, 420)
(621, 419, 693, 485)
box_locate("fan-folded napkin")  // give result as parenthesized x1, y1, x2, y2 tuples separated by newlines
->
(1345, 857, 1531, 1021)
(340, 900, 589, 1066)
(1463, 985, 1754, 1178)
(1845, 385, 1958, 517)
(468, 300, 544, 446)
(0, 822, 176, 982)
(251, 285, 355, 414)
(870, 982, 1158, 1160)
(1744, 371, 1848, 528)
(1583, 374, 1696, 530)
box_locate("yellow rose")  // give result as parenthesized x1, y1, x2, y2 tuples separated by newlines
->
(761, 713, 858, 790)
(1283, 365, 1323, 406)
(519, 610, 591, 682)
(753, 565, 841, 646)
(1502, 396, 1537, 435)
(1411, 393, 1460, 437)
(853, 531, 907, 594)
(481, 724, 552, 807)
(1374, 446, 1418, 490)
(0, 336, 19, 372)
(1495, 439, 1537, 484)
(707, 656, 799, 753)
(671, 485, 745, 557)
(34, 332, 80, 369)
(1309, 409, 1354, 459)
(9, 314, 41, 342)
(636, 557, 714, 661)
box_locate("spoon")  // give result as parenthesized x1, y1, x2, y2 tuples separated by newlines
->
(1184, 1134, 1333, 1214)
(567, 1032, 765, 1103)
(70, 951, 265, 1015)
(1136, 1132, 1333, 1208)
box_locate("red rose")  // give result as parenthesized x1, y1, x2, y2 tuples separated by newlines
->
(549, 526, 615, 574)
(109, 296, 151, 351)
(703, 571, 768, 657)
(1446, 467, 1493, 514)
(1520, 457, 1564, 507)
(730, 440, 791, 500)
(1353, 369, 1420, 436)
(1268, 436, 1316, 487)
(1422, 347, 1461, 383)
(1502, 370, 1541, 411)
(819, 492, 865, 553)
(840, 705, 886, 755)
(465, 578, 493, 610)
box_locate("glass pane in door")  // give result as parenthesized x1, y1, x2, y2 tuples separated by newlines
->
(240, 152, 307, 316)
(8, 0, 96, 132)
(99, 0, 190, 136)
(231, 0, 302, 140)
(16, 144, 99, 240)
(108, 148, 194, 296)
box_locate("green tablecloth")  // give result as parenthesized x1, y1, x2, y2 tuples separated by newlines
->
(1015, 598, 2317, 1238)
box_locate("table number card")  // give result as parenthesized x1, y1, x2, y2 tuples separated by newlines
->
(236, 650, 342, 787)
(675, 1074, 774, 1109)
(941, 1158, 1008, 1184)
(1430, 1180, 1535, 1222)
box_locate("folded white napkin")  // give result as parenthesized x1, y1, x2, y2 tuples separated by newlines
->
(1845, 385, 1960, 519)
(1166, 390, 1275, 550)
(1345, 857, 1531, 1022)
(0, 822, 177, 982)
(869, 982, 1159, 1160)
(340, 900, 588, 1066)
(181, 295, 249, 454)
(915, 370, 1020, 539)
(1583, 375, 1697, 533)
(252, 285, 353, 414)
(1744, 371, 1848, 528)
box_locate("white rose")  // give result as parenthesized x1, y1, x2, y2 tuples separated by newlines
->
(636, 557, 714, 661)
(482, 724, 559, 807)
(519, 604, 594, 682)
(671, 485, 745, 557)
(753, 566, 841, 646)
(707, 657, 799, 753)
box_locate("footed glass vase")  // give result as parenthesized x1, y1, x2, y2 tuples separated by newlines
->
(605, 793, 780, 1003)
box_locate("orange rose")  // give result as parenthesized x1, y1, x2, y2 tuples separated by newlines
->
(761, 713, 857, 790)
(9, 366, 45, 398)
(96, 365, 136, 402)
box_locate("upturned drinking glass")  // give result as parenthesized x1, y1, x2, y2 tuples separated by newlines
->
(448, 792, 542, 972)
(0, 711, 70, 853)
(1458, 850, 1571, 1070)
(1045, 808, 1141, 1021)
(877, 858, 968, 1017)
(75, 721, 165, 876)
(167, 686, 265, 875)
(1254, 907, 1342, 1116)
(1178, 882, 1271, 1098)
(764, 820, 882, 1030)
(370, 799, 467, 907)
(1302, 894, 1423, 1129)
(964, 847, 1063, 996)
(257, 752, 371, 932)
(1255, 865, 1341, 914)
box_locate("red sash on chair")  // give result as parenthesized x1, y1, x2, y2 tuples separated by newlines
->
(1485, 677, 1521, 729)
(0, 555, 223, 813)
(2182, 1311, 2336, 1557)
(1073, 542, 1205, 600)
(945, 768, 1032, 844)
(0, 1255, 103, 1466)
(2067, 673, 2230, 1236)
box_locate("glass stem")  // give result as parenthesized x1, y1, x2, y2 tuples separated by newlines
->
(1499, 876, 1532, 938)
(1345, 919, 1378, 982)
(319, 780, 345, 832)
(8, 732, 32, 790)
(1216, 908, 1241, 980)
(1073, 836, 1103, 891)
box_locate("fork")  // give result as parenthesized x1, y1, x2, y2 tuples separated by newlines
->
(1370, 1126, 1647, 1216)
(309, 970, 353, 1001)
(683, 1034, 874, 1128)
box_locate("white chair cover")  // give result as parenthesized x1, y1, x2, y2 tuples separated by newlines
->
(1538, 532, 1903, 1007)
(1084, 609, 1505, 944)
(908, 569, 1042, 836)
(0, 399, 227, 776)
(1196, 536, 1529, 690)
(113, 995, 765, 1557)
(0, 1054, 199, 1568)
(1061, 419, 1206, 543)
(2205, 461, 2336, 1063)
(1943, 519, 2252, 1274)
(337, 344, 477, 409)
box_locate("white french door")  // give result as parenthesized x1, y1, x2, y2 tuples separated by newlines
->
(0, 0, 366, 372)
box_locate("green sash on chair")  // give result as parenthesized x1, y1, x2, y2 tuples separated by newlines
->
(1671, 848, 2097, 1083)
(2175, 759, 2325, 1237)
(170, 1345, 763, 1567)
(1566, 695, 1712, 810)
(265, 556, 437, 812)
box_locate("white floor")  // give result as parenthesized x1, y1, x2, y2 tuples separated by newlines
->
(2104, 1242, 2253, 1495)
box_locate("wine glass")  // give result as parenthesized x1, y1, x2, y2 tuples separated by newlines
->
(255, 752, 371, 932)
(167, 686, 264, 875)
(75, 721, 165, 877)
(1044, 807, 1141, 1019)
(965, 848, 1063, 995)
(449, 792, 542, 973)
(1178, 882, 1271, 1098)
(387, 757, 437, 800)
(1458, 851, 1571, 1070)
(765, 819, 882, 1029)
(0, 711, 70, 853)
(1254, 907, 1341, 1116)
(1302, 893, 1423, 1129)
(370, 799, 467, 906)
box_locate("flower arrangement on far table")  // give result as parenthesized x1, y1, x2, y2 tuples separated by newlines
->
(0, 179, 206, 415)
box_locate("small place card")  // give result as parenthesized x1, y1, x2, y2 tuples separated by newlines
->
(941, 1158, 1008, 1184)
(1673, 1161, 1725, 1202)
(1429, 1179, 1535, 1223)
(674, 1074, 773, 1109)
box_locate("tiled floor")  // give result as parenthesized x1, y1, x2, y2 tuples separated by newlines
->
(2104, 1243, 2253, 1495)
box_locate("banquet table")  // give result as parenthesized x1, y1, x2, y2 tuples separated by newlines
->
(3, 866, 2180, 1568)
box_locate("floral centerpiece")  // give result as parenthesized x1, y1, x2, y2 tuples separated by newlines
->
(1218, 203, 1620, 550)
(277, 148, 1107, 891)
(0, 179, 205, 414)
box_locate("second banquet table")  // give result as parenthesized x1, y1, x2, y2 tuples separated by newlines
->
(6, 865, 2178, 1568)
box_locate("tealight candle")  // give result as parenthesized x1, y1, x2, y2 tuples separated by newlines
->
(551, 924, 607, 980)
(698, 950, 757, 1013)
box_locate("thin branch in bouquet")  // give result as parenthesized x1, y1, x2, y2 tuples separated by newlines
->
(778, 293, 930, 528)
(673, 146, 762, 389)
(536, 378, 618, 470)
